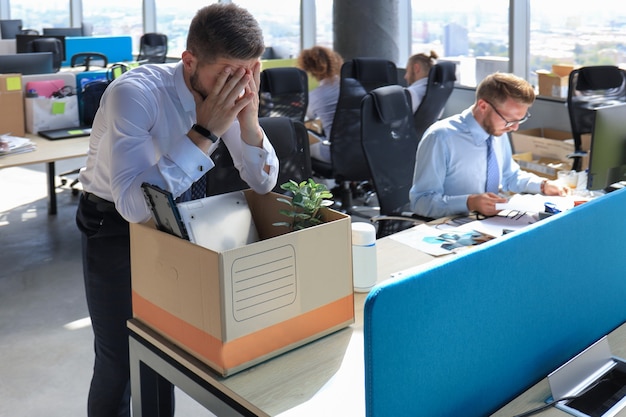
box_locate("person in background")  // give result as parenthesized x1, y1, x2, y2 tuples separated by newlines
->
(297, 45, 343, 163)
(409, 72, 569, 219)
(75, 4, 278, 416)
(405, 50, 438, 113)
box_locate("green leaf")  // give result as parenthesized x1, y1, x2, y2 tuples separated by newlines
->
(273, 178, 335, 231)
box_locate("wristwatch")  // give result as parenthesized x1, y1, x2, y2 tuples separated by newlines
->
(191, 123, 219, 143)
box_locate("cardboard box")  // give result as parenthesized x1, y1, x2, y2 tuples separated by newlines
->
(130, 190, 355, 376)
(510, 128, 590, 175)
(0, 74, 25, 137)
(513, 152, 571, 180)
(537, 64, 574, 98)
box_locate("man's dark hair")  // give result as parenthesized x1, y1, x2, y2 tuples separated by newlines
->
(186, 3, 265, 64)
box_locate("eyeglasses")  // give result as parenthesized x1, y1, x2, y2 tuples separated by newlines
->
(485, 100, 531, 128)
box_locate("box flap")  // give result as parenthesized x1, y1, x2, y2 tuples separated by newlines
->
(243, 190, 349, 240)
(552, 64, 575, 77)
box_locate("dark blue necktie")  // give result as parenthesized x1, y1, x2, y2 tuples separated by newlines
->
(190, 174, 207, 200)
(485, 136, 500, 193)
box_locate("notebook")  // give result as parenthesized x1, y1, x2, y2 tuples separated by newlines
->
(142, 183, 259, 252)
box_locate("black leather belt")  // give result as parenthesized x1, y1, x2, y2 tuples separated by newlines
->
(83, 191, 116, 211)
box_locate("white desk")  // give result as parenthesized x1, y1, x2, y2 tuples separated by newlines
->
(0, 134, 89, 214)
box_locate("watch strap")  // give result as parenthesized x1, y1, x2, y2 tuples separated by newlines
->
(191, 124, 219, 142)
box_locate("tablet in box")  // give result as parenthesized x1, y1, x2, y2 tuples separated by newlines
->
(141, 184, 258, 252)
(130, 189, 354, 376)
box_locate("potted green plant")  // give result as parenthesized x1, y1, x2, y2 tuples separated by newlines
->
(273, 179, 334, 231)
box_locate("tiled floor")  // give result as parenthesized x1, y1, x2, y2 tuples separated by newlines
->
(0, 159, 215, 416)
(0, 159, 376, 416)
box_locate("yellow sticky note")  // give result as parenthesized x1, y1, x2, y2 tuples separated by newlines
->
(5, 76, 21, 91)
(52, 101, 66, 115)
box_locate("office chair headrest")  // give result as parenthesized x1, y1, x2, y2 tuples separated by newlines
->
(432, 61, 457, 83)
(260, 68, 306, 95)
(142, 33, 167, 46)
(352, 58, 397, 86)
(370, 85, 411, 124)
(30, 37, 62, 52)
(577, 66, 625, 90)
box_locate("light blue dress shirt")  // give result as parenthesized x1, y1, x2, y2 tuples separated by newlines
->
(406, 78, 428, 113)
(409, 107, 543, 218)
(306, 76, 340, 138)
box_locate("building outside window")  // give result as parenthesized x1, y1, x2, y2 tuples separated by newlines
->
(410, 0, 509, 87)
(236, 0, 301, 59)
(529, 0, 626, 88)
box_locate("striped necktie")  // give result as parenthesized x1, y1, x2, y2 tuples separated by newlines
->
(485, 136, 500, 193)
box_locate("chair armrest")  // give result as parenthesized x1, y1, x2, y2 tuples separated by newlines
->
(369, 212, 433, 225)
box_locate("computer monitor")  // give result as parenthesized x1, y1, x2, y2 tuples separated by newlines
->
(0, 19, 23, 39)
(587, 102, 626, 191)
(15, 34, 66, 61)
(43, 27, 82, 37)
(0, 52, 54, 75)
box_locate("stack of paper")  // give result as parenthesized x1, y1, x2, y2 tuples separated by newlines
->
(0, 134, 36, 156)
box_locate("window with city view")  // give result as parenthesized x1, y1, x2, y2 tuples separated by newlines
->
(155, 0, 218, 58)
(529, 0, 626, 87)
(5, 0, 626, 91)
(410, 0, 509, 87)
(10, 0, 69, 31)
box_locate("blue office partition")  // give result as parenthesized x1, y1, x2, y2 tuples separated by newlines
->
(364, 188, 626, 417)
(62, 35, 133, 66)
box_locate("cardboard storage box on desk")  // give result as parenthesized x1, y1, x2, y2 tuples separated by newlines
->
(537, 64, 575, 98)
(511, 128, 590, 179)
(130, 190, 354, 376)
(0, 74, 25, 137)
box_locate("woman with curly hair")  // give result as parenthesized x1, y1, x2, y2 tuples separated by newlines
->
(297, 46, 343, 163)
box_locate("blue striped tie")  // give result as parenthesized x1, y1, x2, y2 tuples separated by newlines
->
(485, 136, 500, 193)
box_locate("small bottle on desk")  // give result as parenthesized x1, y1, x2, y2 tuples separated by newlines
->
(351, 222, 378, 293)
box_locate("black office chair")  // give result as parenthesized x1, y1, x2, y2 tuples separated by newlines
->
(28, 37, 63, 72)
(361, 84, 434, 238)
(70, 52, 108, 71)
(137, 32, 168, 63)
(205, 117, 312, 197)
(258, 67, 309, 122)
(567, 65, 626, 171)
(412, 61, 457, 142)
(312, 57, 398, 212)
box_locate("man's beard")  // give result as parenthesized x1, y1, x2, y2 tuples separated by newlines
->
(190, 70, 207, 100)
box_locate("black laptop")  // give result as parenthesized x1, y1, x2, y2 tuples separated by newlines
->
(38, 126, 92, 140)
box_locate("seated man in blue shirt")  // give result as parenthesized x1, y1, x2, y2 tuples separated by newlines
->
(409, 72, 569, 219)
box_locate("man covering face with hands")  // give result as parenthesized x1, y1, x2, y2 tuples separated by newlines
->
(75, 4, 278, 416)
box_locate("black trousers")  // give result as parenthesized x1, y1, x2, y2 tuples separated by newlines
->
(76, 193, 173, 417)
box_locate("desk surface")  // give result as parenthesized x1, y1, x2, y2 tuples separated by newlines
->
(492, 322, 626, 417)
(0, 134, 89, 169)
(130, 216, 626, 417)
(128, 230, 439, 416)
